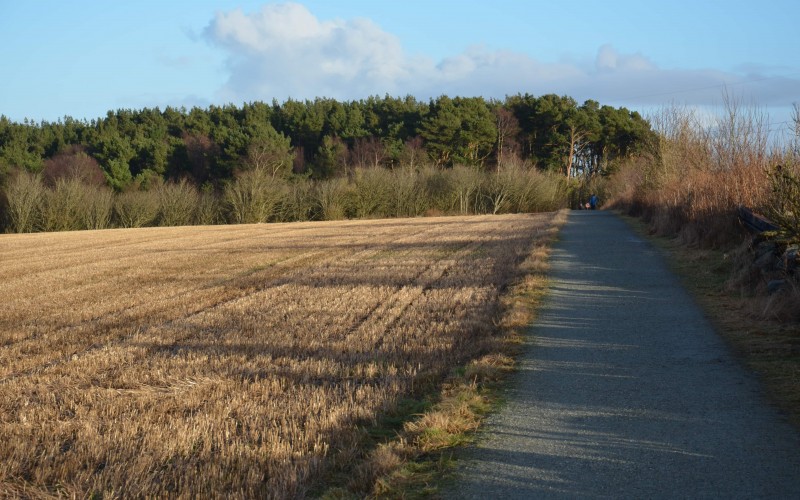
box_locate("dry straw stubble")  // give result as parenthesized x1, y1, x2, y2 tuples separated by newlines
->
(0, 213, 559, 498)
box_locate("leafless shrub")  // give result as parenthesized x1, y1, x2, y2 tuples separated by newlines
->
(114, 190, 159, 228)
(82, 185, 114, 230)
(485, 165, 515, 214)
(352, 167, 392, 218)
(387, 166, 429, 218)
(39, 177, 91, 232)
(194, 187, 222, 225)
(418, 165, 453, 215)
(278, 180, 316, 222)
(447, 165, 485, 215)
(156, 179, 198, 227)
(484, 162, 565, 214)
(609, 99, 772, 248)
(4, 170, 44, 233)
(314, 177, 351, 220)
(224, 167, 288, 223)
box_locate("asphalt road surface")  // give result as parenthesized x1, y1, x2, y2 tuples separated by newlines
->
(449, 211, 800, 499)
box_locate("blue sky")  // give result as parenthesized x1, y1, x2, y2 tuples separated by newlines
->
(1, 1, 798, 138)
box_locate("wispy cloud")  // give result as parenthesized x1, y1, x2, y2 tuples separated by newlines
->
(203, 2, 799, 113)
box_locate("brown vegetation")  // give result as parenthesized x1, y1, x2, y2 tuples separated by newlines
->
(607, 98, 800, 318)
(3, 163, 567, 233)
(607, 97, 800, 427)
(0, 213, 560, 497)
(607, 99, 772, 247)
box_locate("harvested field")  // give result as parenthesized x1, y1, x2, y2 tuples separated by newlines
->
(0, 214, 558, 498)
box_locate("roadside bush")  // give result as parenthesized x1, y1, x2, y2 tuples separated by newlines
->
(523, 169, 569, 213)
(607, 99, 800, 320)
(608, 100, 772, 248)
(483, 162, 567, 214)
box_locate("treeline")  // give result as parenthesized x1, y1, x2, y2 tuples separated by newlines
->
(0, 94, 655, 232)
(0, 94, 654, 185)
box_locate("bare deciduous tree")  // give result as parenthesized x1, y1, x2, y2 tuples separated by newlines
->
(494, 107, 521, 167)
(5, 170, 44, 233)
(42, 146, 106, 187)
(224, 167, 288, 224)
(114, 190, 160, 228)
(350, 136, 386, 170)
(157, 179, 199, 227)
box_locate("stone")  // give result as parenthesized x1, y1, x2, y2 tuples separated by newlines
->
(767, 279, 788, 295)
(754, 241, 778, 258)
(755, 249, 779, 272)
(784, 246, 798, 274)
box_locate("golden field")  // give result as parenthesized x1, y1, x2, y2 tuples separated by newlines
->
(0, 214, 558, 498)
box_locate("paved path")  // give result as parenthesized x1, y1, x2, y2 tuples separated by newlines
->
(449, 211, 800, 498)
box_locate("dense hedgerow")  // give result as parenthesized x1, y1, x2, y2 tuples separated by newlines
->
(2, 162, 568, 232)
(607, 98, 800, 319)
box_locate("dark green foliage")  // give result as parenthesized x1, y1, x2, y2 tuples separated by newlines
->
(0, 94, 655, 232)
(766, 164, 800, 243)
(0, 94, 653, 185)
(419, 96, 497, 167)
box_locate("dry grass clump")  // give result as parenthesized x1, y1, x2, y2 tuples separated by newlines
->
(0, 212, 560, 497)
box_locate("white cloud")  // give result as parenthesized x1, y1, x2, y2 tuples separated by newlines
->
(595, 44, 655, 73)
(203, 1, 800, 120)
(204, 3, 420, 101)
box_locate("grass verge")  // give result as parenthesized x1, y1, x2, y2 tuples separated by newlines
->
(319, 210, 568, 498)
(618, 213, 800, 428)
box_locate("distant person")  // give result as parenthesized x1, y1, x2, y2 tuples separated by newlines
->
(589, 194, 598, 210)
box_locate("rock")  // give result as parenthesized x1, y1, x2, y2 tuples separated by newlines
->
(784, 246, 798, 274)
(754, 241, 778, 259)
(755, 248, 780, 272)
(767, 279, 788, 295)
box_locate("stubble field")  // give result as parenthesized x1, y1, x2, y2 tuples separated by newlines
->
(0, 213, 558, 498)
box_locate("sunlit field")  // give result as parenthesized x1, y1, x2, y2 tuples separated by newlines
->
(0, 214, 557, 497)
